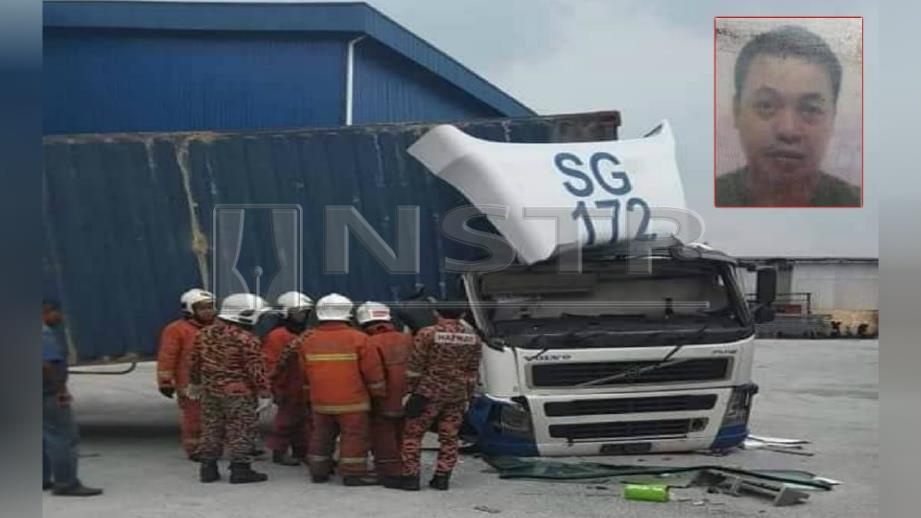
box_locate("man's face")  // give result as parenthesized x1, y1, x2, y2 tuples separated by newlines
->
(288, 309, 309, 324)
(734, 54, 836, 185)
(192, 301, 216, 324)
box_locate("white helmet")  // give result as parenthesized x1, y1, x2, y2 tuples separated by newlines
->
(218, 293, 270, 326)
(355, 301, 391, 326)
(276, 291, 313, 316)
(315, 293, 353, 322)
(180, 288, 215, 314)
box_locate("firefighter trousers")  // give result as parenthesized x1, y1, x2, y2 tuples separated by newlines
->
(177, 395, 201, 458)
(198, 393, 257, 464)
(266, 401, 309, 456)
(401, 401, 465, 476)
(308, 411, 371, 478)
(370, 413, 403, 477)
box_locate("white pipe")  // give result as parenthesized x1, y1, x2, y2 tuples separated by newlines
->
(345, 35, 367, 126)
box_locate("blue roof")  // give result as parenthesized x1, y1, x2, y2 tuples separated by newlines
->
(43, 1, 535, 117)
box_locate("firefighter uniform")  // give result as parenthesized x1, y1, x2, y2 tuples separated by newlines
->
(401, 317, 482, 486)
(364, 321, 413, 479)
(156, 317, 207, 458)
(280, 320, 386, 482)
(190, 320, 270, 465)
(263, 324, 309, 459)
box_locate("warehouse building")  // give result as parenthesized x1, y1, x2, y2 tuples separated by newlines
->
(738, 257, 879, 337)
(43, 1, 534, 134)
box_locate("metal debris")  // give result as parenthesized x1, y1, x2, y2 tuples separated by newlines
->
(473, 506, 501, 514)
(703, 471, 810, 507)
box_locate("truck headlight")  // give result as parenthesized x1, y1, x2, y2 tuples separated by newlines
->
(492, 398, 534, 438)
(721, 384, 758, 428)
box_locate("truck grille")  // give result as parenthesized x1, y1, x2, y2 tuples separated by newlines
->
(549, 419, 692, 439)
(530, 358, 730, 388)
(544, 394, 717, 417)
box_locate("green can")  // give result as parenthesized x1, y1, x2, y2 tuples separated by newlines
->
(623, 484, 670, 502)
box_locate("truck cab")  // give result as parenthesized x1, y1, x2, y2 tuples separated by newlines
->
(461, 240, 775, 456)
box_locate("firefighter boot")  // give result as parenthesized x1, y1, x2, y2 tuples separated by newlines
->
(400, 474, 421, 491)
(429, 471, 451, 491)
(229, 463, 268, 484)
(292, 446, 307, 463)
(342, 474, 380, 487)
(199, 461, 220, 483)
(381, 476, 404, 489)
(272, 449, 302, 467)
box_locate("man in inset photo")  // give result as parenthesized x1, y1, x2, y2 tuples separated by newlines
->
(716, 23, 862, 207)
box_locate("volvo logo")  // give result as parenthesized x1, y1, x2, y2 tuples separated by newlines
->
(527, 354, 573, 362)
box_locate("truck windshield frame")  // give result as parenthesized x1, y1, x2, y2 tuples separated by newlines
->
(470, 254, 754, 349)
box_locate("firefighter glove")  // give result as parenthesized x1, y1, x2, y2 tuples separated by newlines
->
(256, 396, 274, 414)
(186, 384, 201, 401)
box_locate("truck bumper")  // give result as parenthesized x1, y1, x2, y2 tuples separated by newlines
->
(464, 384, 757, 457)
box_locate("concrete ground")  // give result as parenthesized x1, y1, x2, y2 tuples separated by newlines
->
(43, 339, 878, 518)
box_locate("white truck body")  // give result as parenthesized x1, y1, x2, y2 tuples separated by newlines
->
(460, 249, 760, 456)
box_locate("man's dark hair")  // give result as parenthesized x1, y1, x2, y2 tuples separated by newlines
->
(427, 297, 464, 319)
(42, 298, 62, 312)
(436, 306, 467, 320)
(734, 25, 843, 104)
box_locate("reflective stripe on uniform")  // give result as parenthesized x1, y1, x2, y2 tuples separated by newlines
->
(339, 456, 367, 464)
(157, 370, 174, 379)
(312, 402, 370, 413)
(305, 353, 359, 362)
(367, 381, 385, 390)
(405, 370, 422, 378)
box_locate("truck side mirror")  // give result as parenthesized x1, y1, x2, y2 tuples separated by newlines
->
(756, 268, 777, 306)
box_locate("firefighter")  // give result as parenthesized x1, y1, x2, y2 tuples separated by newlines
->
(156, 288, 216, 460)
(395, 302, 482, 491)
(277, 293, 386, 486)
(355, 301, 413, 488)
(263, 291, 312, 466)
(188, 293, 274, 484)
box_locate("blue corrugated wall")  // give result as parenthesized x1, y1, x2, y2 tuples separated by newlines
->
(43, 1, 534, 126)
(44, 28, 347, 134)
(43, 28, 519, 134)
(353, 39, 502, 124)
(43, 113, 620, 363)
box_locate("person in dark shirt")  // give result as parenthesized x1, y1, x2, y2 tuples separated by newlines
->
(42, 299, 102, 497)
(716, 25, 861, 207)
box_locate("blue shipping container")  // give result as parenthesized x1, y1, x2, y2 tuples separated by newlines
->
(43, 112, 620, 364)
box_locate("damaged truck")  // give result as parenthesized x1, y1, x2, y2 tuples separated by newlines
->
(458, 241, 777, 456)
(407, 121, 777, 456)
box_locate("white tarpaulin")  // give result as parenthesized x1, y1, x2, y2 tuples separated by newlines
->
(408, 121, 689, 264)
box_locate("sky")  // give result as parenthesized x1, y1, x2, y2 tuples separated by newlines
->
(65, 0, 879, 257)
